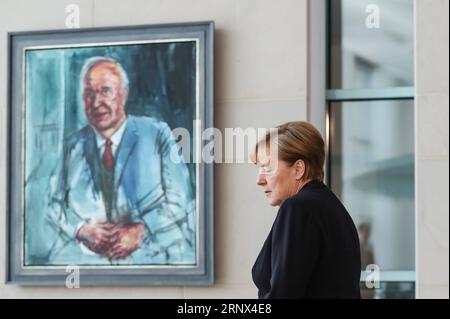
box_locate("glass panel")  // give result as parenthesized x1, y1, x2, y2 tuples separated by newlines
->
(329, 0, 414, 89)
(360, 282, 415, 299)
(329, 100, 415, 271)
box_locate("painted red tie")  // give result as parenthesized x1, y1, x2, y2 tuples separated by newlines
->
(103, 139, 114, 171)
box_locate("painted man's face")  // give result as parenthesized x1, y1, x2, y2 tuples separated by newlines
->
(83, 62, 128, 134)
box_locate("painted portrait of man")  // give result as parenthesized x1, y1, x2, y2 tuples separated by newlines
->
(24, 43, 197, 266)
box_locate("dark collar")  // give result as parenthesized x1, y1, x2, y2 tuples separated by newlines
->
(298, 179, 325, 193)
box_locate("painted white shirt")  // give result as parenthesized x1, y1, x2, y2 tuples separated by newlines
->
(94, 118, 128, 159)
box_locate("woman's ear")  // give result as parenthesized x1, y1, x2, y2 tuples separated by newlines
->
(294, 160, 305, 181)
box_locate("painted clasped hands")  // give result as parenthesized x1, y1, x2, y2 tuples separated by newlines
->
(76, 222, 146, 260)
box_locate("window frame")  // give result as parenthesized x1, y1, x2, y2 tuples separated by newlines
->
(308, 0, 416, 284)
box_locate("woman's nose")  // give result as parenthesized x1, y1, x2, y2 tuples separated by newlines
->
(256, 173, 266, 186)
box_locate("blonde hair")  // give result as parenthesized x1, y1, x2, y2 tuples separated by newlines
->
(252, 121, 325, 181)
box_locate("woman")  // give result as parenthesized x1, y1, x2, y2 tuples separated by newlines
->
(251, 121, 361, 298)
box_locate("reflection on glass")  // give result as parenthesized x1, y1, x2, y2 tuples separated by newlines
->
(330, 100, 415, 271)
(329, 0, 414, 89)
(360, 282, 415, 299)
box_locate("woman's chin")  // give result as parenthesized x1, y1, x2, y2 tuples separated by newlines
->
(267, 197, 282, 207)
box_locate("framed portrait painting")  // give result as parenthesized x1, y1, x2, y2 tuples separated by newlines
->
(7, 22, 214, 285)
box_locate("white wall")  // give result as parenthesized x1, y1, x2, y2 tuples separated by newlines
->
(0, 0, 308, 298)
(415, 0, 449, 299)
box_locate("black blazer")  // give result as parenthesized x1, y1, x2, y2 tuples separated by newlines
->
(252, 180, 361, 299)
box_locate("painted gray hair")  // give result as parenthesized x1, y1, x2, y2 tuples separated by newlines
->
(80, 56, 129, 92)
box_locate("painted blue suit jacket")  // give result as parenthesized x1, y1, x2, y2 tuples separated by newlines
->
(46, 115, 195, 265)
